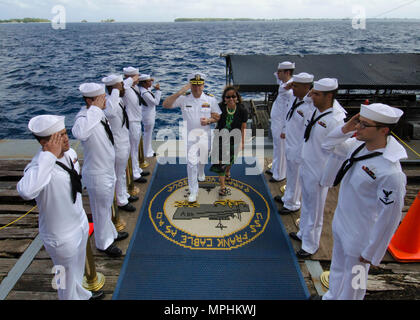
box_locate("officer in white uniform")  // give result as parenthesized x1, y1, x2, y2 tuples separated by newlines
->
(267, 61, 295, 183)
(138, 74, 162, 158)
(17, 115, 97, 300)
(163, 72, 221, 203)
(321, 103, 406, 300)
(276, 73, 314, 214)
(292, 78, 347, 258)
(122, 67, 149, 183)
(72, 83, 127, 258)
(102, 74, 138, 212)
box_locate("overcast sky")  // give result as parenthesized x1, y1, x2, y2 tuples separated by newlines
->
(0, 0, 419, 22)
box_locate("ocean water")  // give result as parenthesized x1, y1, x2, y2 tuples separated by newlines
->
(0, 20, 419, 139)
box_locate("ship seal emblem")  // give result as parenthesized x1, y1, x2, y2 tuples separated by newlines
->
(149, 176, 270, 250)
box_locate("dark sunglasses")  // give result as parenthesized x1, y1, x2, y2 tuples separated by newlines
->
(225, 95, 237, 99)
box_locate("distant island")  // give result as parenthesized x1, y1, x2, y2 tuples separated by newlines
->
(0, 18, 50, 23)
(101, 19, 116, 23)
(174, 18, 352, 22)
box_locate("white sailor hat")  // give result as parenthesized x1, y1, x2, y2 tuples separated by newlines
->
(139, 74, 153, 81)
(102, 74, 123, 86)
(292, 72, 314, 84)
(79, 83, 105, 98)
(313, 78, 338, 91)
(360, 103, 403, 124)
(189, 72, 206, 84)
(28, 115, 65, 137)
(278, 61, 295, 70)
(123, 66, 139, 76)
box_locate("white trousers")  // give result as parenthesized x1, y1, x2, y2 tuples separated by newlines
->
(270, 122, 286, 181)
(298, 164, 328, 254)
(129, 121, 143, 179)
(323, 230, 370, 300)
(281, 158, 301, 211)
(43, 218, 92, 300)
(114, 144, 130, 206)
(186, 132, 210, 195)
(83, 174, 118, 250)
(142, 107, 156, 158)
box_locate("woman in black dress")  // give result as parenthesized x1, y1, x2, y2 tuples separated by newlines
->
(210, 86, 248, 196)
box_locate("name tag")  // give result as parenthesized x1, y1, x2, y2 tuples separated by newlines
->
(185, 105, 192, 108)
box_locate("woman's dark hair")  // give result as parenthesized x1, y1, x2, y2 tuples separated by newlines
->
(221, 85, 243, 104)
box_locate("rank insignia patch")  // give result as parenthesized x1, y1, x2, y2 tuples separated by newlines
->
(362, 166, 376, 180)
(380, 189, 394, 205)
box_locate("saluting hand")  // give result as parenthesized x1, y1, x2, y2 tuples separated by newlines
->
(342, 113, 360, 134)
(43, 132, 62, 158)
(92, 94, 106, 110)
(154, 83, 160, 91)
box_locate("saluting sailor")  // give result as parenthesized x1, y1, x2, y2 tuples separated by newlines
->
(321, 103, 406, 300)
(163, 72, 221, 203)
(72, 83, 128, 258)
(17, 115, 100, 300)
(138, 74, 162, 158)
(266, 61, 294, 183)
(275, 73, 314, 215)
(102, 74, 138, 212)
(292, 78, 347, 259)
(122, 66, 149, 183)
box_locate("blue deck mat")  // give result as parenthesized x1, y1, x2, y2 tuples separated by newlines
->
(113, 158, 310, 300)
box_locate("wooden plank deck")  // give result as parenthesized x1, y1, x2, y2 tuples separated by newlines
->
(0, 155, 419, 299)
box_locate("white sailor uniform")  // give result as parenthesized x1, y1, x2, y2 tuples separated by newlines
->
(172, 92, 221, 196)
(17, 148, 92, 300)
(270, 75, 293, 181)
(72, 105, 118, 251)
(297, 100, 347, 254)
(280, 94, 314, 211)
(140, 85, 162, 157)
(123, 79, 145, 180)
(104, 88, 131, 207)
(321, 127, 407, 300)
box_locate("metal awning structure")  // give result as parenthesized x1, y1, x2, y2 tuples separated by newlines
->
(224, 53, 420, 92)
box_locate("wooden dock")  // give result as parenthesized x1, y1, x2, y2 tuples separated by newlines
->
(0, 152, 419, 300)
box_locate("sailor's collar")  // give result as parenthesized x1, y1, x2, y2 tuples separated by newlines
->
(382, 135, 407, 163)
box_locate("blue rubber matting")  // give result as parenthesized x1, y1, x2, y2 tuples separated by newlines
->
(113, 158, 310, 300)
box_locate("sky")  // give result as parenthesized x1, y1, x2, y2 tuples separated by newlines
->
(0, 0, 419, 22)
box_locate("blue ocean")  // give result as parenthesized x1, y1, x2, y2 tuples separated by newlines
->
(0, 20, 419, 139)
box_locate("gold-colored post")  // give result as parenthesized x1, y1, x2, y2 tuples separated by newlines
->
(112, 193, 126, 232)
(139, 135, 149, 169)
(83, 236, 105, 291)
(126, 156, 140, 196)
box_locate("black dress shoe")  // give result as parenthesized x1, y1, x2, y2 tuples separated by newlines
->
(309, 294, 322, 300)
(134, 177, 147, 183)
(274, 195, 284, 205)
(98, 243, 122, 258)
(118, 203, 136, 212)
(115, 231, 129, 241)
(289, 232, 302, 242)
(296, 248, 312, 259)
(141, 171, 150, 177)
(89, 290, 104, 300)
(128, 195, 139, 202)
(269, 177, 282, 183)
(278, 207, 299, 215)
(265, 170, 273, 176)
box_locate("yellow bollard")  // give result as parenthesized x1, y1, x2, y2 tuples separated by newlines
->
(112, 193, 126, 232)
(83, 231, 105, 291)
(139, 135, 149, 169)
